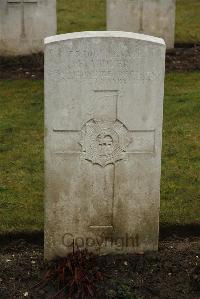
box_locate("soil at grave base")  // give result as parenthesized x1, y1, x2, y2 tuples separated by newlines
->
(0, 237, 199, 299)
(0, 44, 199, 80)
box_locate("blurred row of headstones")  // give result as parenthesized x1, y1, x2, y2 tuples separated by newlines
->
(0, 0, 175, 56)
(0, 0, 57, 55)
(107, 0, 176, 49)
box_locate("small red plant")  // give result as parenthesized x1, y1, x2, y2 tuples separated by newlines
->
(34, 249, 106, 299)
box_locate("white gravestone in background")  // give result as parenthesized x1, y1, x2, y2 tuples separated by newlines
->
(0, 0, 56, 56)
(44, 31, 165, 260)
(107, 0, 176, 49)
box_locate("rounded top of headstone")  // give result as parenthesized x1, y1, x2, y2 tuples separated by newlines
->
(44, 31, 165, 47)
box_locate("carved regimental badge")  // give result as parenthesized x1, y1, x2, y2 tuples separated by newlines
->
(80, 119, 132, 167)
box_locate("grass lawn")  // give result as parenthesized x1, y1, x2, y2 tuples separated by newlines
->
(176, 0, 200, 43)
(0, 81, 44, 233)
(0, 73, 199, 233)
(57, 0, 200, 44)
(161, 73, 200, 225)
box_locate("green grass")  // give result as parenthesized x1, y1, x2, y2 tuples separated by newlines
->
(57, 0, 106, 34)
(0, 81, 44, 233)
(57, 0, 200, 43)
(176, 0, 200, 43)
(0, 73, 199, 233)
(161, 73, 200, 224)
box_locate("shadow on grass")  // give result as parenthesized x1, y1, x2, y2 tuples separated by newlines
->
(0, 224, 200, 246)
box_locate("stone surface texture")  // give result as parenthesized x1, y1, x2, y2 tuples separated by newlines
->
(0, 0, 56, 56)
(107, 0, 176, 49)
(44, 31, 166, 260)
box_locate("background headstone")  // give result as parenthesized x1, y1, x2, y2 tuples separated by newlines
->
(44, 31, 166, 260)
(0, 0, 56, 56)
(107, 0, 176, 49)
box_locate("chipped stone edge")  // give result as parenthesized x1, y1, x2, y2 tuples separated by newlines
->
(44, 31, 166, 47)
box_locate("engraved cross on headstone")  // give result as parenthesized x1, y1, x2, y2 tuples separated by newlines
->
(53, 90, 155, 229)
(7, 0, 38, 38)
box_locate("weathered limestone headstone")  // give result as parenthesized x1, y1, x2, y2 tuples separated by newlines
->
(44, 31, 165, 260)
(0, 0, 56, 56)
(107, 0, 176, 49)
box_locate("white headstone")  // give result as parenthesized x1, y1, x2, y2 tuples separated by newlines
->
(107, 0, 176, 49)
(0, 0, 56, 56)
(44, 31, 165, 260)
